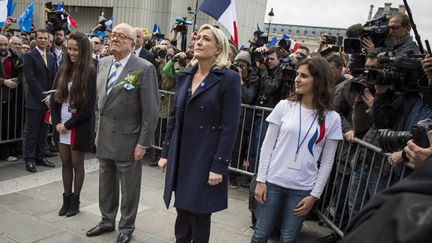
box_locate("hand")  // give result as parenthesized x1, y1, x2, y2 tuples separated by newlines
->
(362, 37, 375, 53)
(55, 123, 67, 134)
(362, 88, 374, 108)
(388, 150, 404, 166)
(422, 54, 432, 82)
(3, 78, 17, 89)
(404, 131, 432, 168)
(173, 52, 186, 62)
(133, 145, 146, 161)
(158, 158, 168, 173)
(256, 61, 267, 70)
(255, 182, 267, 204)
(293, 195, 317, 217)
(208, 171, 223, 186)
(344, 130, 355, 143)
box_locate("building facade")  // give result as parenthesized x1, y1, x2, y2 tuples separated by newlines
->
(12, 0, 267, 46)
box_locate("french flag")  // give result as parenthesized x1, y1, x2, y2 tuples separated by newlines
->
(290, 38, 300, 51)
(199, 0, 238, 46)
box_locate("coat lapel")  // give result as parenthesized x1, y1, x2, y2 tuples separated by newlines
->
(104, 54, 136, 108)
(97, 57, 113, 112)
(188, 68, 223, 103)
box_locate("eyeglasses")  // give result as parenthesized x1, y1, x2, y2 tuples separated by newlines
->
(109, 32, 133, 41)
(388, 24, 402, 30)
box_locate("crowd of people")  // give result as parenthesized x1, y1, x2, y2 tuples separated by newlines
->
(0, 8, 432, 243)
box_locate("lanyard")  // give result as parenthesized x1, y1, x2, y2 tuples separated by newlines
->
(295, 102, 317, 162)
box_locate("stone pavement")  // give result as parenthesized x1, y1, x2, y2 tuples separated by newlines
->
(0, 154, 331, 243)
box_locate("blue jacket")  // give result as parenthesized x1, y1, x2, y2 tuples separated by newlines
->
(161, 66, 241, 214)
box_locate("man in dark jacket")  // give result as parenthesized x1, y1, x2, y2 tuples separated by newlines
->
(0, 34, 23, 162)
(134, 27, 156, 66)
(22, 29, 57, 172)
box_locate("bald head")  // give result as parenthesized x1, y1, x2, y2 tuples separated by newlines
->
(0, 34, 9, 56)
(134, 27, 144, 50)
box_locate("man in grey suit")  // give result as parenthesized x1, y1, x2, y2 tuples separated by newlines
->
(86, 23, 159, 243)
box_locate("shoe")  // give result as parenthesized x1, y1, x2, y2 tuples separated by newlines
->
(66, 194, 80, 217)
(149, 157, 159, 167)
(240, 181, 250, 188)
(25, 161, 36, 173)
(6, 156, 18, 162)
(117, 233, 132, 243)
(86, 224, 115, 237)
(229, 180, 240, 189)
(35, 158, 55, 167)
(59, 193, 71, 216)
(316, 232, 341, 243)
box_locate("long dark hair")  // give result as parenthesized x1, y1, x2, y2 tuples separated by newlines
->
(54, 31, 94, 108)
(289, 56, 334, 125)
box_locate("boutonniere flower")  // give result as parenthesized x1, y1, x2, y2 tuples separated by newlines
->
(115, 71, 142, 90)
(13, 60, 23, 70)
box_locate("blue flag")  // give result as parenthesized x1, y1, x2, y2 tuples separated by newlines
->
(105, 16, 113, 30)
(283, 33, 289, 40)
(7, 0, 15, 16)
(152, 24, 158, 33)
(17, 1, 33, 33)
(0, 0, 15, 27)
(268, 37, 277, 46)
(56, 2, 63, 11)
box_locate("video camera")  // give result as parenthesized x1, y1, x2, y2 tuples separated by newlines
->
(378, 119, 432, 153)
(172, 17, 192, 34)
(344, 15, 389, 54)
(45, 3, 70, 34)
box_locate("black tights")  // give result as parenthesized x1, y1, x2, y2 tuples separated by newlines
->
(58, 143, 85, 195)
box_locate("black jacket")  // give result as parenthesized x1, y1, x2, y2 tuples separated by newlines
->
(50, 69, 97, 152)
(255, 64, 284, 108)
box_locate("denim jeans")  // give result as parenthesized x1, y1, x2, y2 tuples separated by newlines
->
(251, 182, 311, 243)
(249, 117, 269, 173)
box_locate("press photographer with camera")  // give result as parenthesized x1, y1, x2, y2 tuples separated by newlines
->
(248, 47, 285, 175)
(364, 13, 419, 57)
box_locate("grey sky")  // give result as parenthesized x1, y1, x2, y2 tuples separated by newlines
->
(265, 0, 432, 47)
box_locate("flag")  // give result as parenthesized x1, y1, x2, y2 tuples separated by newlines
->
(104, 16, 113, 30)
(152, 24, 158, 33)
(95, 31, 106, 37)
(268, 37, 277, 47)
(282, 33, 289, 40)
(17, 1, 33, 33)
(157, 24, 161, 34)
(67, 15, 77, 28)
(198, 0, 238, 46)
(56, 2, 63, 11)
(0, 0, 15, 27)
(290, 38, 300, 51)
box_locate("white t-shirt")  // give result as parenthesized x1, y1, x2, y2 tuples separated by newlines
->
(263, 100, 343, 191)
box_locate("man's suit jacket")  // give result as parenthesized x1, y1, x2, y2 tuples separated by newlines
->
(96, 54, 160, 161)
(23, 48, 57, 110)
(138, 47, 156, 67)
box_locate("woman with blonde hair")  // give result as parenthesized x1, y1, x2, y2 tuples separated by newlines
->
(158, 24, 241, 242)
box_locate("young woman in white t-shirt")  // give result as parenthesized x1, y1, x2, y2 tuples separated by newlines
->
(251, 56, 343, 243)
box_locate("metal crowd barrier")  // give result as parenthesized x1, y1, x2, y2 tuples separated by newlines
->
(0, 87, 417, 236)
(0, 86, 25, 145)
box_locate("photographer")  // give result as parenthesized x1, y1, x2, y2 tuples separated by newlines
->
(230, 51, 260, 187)
(364, 13, 419, 57)
(248, 47, 284, 175)
(162, 51, 188, 79)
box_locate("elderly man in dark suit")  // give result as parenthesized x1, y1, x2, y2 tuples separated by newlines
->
(86, 23, 159, 243)
(22, 29, 57, 172)
(133, 27, 156, 66)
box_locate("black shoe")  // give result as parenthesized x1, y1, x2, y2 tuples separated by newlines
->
(25, 161, 36, 173)
(66, 194, 80, 217)
(149, 157, 159, 167)
(117, 233, 132, 243)
(35, 158, 55, 167)
(59, 193, 71, 216)
(316, 232, 341, 243)
(86, 224, 115, 237)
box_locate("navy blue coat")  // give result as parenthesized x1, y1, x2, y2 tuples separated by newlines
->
(161, 66, 241, 214)
(23, 48, 57, 110)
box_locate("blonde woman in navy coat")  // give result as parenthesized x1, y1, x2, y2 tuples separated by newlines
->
(158, 24, 241, 243)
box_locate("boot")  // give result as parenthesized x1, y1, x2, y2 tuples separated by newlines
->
(66, 193, 80, 217)
(58, 193, 71, 216)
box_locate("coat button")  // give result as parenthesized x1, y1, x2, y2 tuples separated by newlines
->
(212, 126, 216, 130)
(200, 105, 205, 111)
(199, 125, 204, 131)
